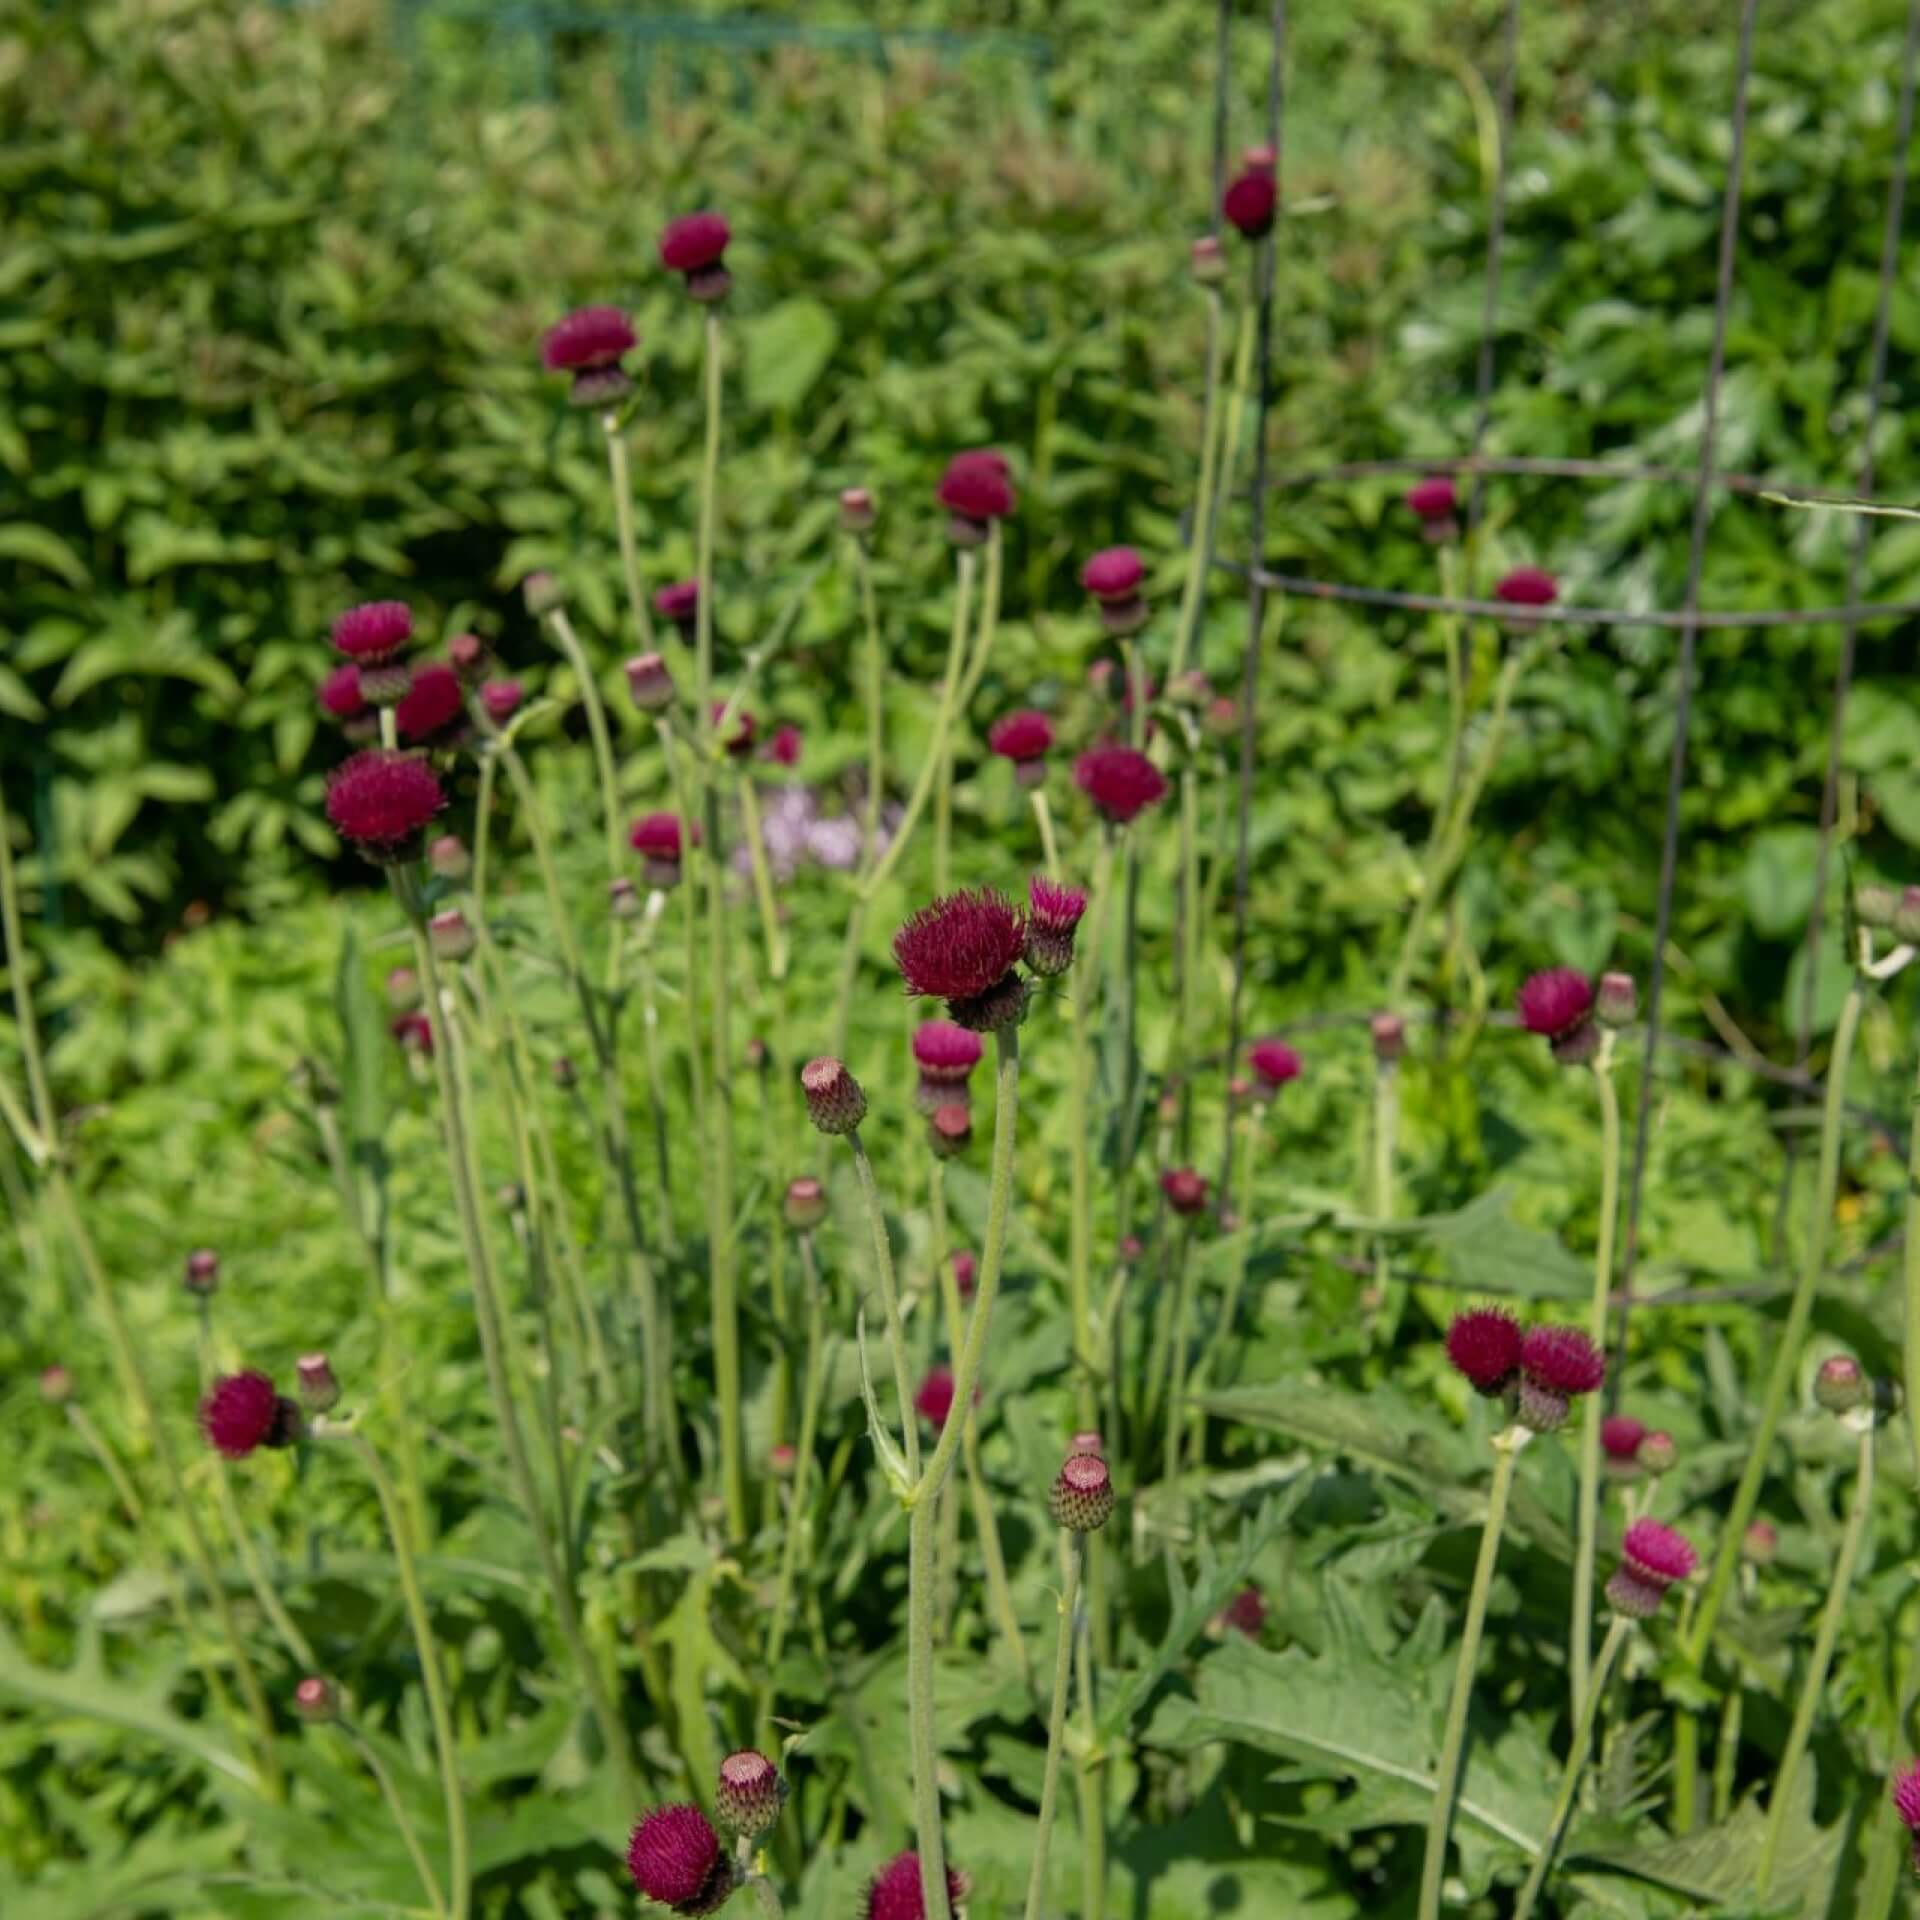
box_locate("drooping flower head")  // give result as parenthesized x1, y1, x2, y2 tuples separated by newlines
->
(893, 887, 1029, 1030)
(655, 579, 699, 635)
(1049, 1450, 1115, 1532)
(1080, 545, 1148, 635)
(1074, 745, 1167, 826)
(626, 1804, 734, 1913)
(1161, 1167, 1209, 1217)
(324, 751, 446, 863)
(1517, 1324, 1606, 1433)
(1517, 968, 1598, 1065)
(331, 600, 413, 666)
(1601, 1414, 1647, 1479)
(1607, 1519, 1698, 1618)
(938, 449, 1016, 545)
(1445, 1308, 1522, 1396)
(865, 1852, 969, 1920)
(200, 1371, 301, 1459)
(659, 211, 733, 302)
(395, 662, 465, 745)
(318, 664, 365, 720)
(1248, 1039, 1302, 1094)
(989, 709, 1055, 786)
(1406, 476, 1458, 532)
(1222, 150, 1278, 239)
(714, 1749, 785, 1843)
(541, 305, 637, 407)
(1025, 874, 1087, 978)
(800, 1057, 867, 1136)
(1495, 565, 1558, 610)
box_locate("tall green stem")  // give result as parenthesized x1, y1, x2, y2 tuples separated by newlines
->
(1191, 1101, 1262, 1467)
(737, 775, 789, 982)
(1571, 1044, 1621, 1714)
(1904, 1043, 1920, 1493)
(1022, 1532, 1084, 1920)
(761, 1230, 828, 1703)
(544, 607, 625, 885)
(1511, 1616, 1633, 1920)
(1030, 787, 1062, 879)
(604, 415, 659, 656)
(848, 1128, 922, 1481)
(1074, 1597, 1106, 1920)
(339, 1716, 448, 1920)
(1167, 285, 1226, 686)
(855, 533, 885, 858)
(1371, 1055, 1398, 1300)
(1418, 1429, 1527, 1920)
(1756, 1414, 1876, 1896)
(1162, 1223, 1196, 1505)
(1685, 973, 1865, 1667)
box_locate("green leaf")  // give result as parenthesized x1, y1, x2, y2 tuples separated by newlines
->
(0, 524, 89, 588)
(1740, 826, 1820, 939)
(1412, 1186, 1593, 1301)
(745, 296, 840, 413)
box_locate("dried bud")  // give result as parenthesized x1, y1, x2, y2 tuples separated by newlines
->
(783, 1176, 828, 1230)
(295, 1352, 340, 1414)
(183, 1248, 220, 1295)
(522, 572, 564, 618)
(839, 487, 875, 536)
(800, 1057, 867, 1135)
(1049, 1450, 1115, 1533)
(1370, 1013, 1405, 1064)
(429, 834, 471, 882)
(1596, 971, 1637, 1029)
(625, 652, 676, 715)
(294, 1675, 338, 1723)
(429, 908, 475, 962)
(715, 1749, 786, 1842)
(1815, 1352, 1869, 1415)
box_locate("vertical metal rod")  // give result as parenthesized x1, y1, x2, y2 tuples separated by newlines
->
(1612, 0, 1763, 1388)
(1220, 0, 1287, 1212)
(1463, 0, 1521, 566)
(1792, 0, 1920, 1066)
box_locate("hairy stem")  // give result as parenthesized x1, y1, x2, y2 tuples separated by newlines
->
(604, 414, 659, 656)
(849, 1129, 922, 1482)
(1022, 1533, 1084, 1920)
(737, 774, 789, 982)
(340, 1716, 449, 1920)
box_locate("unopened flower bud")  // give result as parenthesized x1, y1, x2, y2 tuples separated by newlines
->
(1204, 694, 1239, 740)
(386, 966, 421, 1012)
(429, 908, 475, 962)
(1815, 1352, 1869, 1415)
(447, 632, 489, 681)
(783, 1176, 827, 1230)
(839, 487, 875, 536)
(1371, 1013, 1405, 1064)
(1119, 1234, 1143, 1264)
(929, 1102, 972, 1159)
(1069, 1429, 1103, 1455)
(183, 1248, 220, 1295)
(715, 1749, 786, 1841)
(296, 1352, 340, 1414)
(1743, 1519, 1778, 1564)
(1596, 971, 1637, 1029)
(294, 1675, 338, 1723)
(1897, 887, 1920, 945)
(39, 1364, 72, 1404)
(952, 1250, 976, 1300)
(429, 834, 471, 882)
(1169, 668, 1211, 710)
(1637, 1430, 1676, 1475)
(480, 679, 523, 725)
(1049, 1450, 1115, 1533)
(522, 572, 564, 618)
(625, 652, 675, 715)
(357, 661, 411, 707)
(1856, 884, 1898, 931)
(1191, 235, 1227, 285)
(609, 877, 642, 920)
(744, 1036, 769, 1071)
(800, 1057, 867, 1135)
(1228, 1075, 1254, 1105)
(769, 1442, 797, 1477)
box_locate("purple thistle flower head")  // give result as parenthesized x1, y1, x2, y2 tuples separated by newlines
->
(324, 752, 446, 863)
(865, 1852, 970, 1920)
(1521, 1324, 1606, 1395)
(764, 723, 802, 768)
(916, 1366, 957, 1428)
(1074, 744, 1167, 825)
(319, 664, 365, 720)
(654, 580, 699, 632)
(626, 1803, 733, 1912)
(938, 449, 1015, 542)
(480, 679, 523, 725)
(1161, 1167, 1209, 1217)
(1621, 1518, 1696, 1586)
(1601, 1415, 1646, 1463)
(893, 888, 1028, 1029)
(1518, 968, 1599, 1063)
(1248, 1039, 1301, 1091)
(1445, 1308, 1522, 1395)
(541, 305, 635, 373)
(1407, 476, 1458, 523)
(1892, 1761, 1920, 1832)
(714, 1749, 785, 1842)
(396, 663, 465, 744)
(1025, 874, 1088, 978)
(1222, 161, 1277, 239)
(989, 708, 1055, 765)
(1495, 565, 1558, 608)
(1080, 546, 1144, 602)
(660, 212, 732, 301)
(1049, 1450, 1115, 1532)
(200, 1371, 301, 1459)
(912, 1021, 983, 1083)
(331, 600, 413, 664)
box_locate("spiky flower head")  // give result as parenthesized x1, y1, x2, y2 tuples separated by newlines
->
(294, 1675, 338, 1722)
(783, 1176, 827, 1231)
(912, 1020, 984, 1085)
(715, 1749, 785, 1842)
(1407, 476, 1458, 525)
(989, 709, 1055, 772)
(331, 600, 413, 665)
(1607, 1519, 1697, 1618)
(429, 908, 474, 962)
(1248, 1039, 1302, 1091)
(1495, 565, 1558, 612)
(655, 580, 699, 633)
(893, 888, 1028, 1030)
(1815, 1352, 1869, 1415)
(800, 1057, 866, 1136)
(1516, 1324, 1605, 1433)
(929, 1102, 972, 1159)
(200, 1371, 301, 1459)
(319, 664, 365, 720)
(184, 1247, 220, 1295)
(1445, 1308, 1522, 1396)
(1074, 744, 1167, 825)
(865, 1851, 969, 1920)
(1161, 1167, 1209, 1217)
(1601, 1414, 1646, 1478)
(1025, 875, 1088, 978)
(659, 211, 733, 301)
(626, 1804, 735, 1913)
(1080, 545, 1149, 633)
(295, 1352, 340, 1414)
(1049, 1450, 1115, 1532)
(938, 449, 1015, 543)
(626, 652, 676, 714)
(394, 663, 464, 745)
(325, 751, 446, 863)
(541, 306, 635, 373)
(1222, 158, 1277, 239)
(765, 724, 801, 768)
(1892, 1761, 1920, 1833)
(1517, 968, 1598, 1065)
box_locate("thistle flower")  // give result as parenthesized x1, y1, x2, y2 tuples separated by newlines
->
(865, 1852, 969, 1920)
(626, 652, 676, 714)
(391, 1012, 434, 1056)
(184, 1247, 220, 1295)
(39, 1364, 72, 1403)
(1517, 967, 1598, 1066)
(325, 751, 446, 863)
(929, 1102, 972, 1159)
(626, 1804, 735, 1914)
(711, 702, 756, 758)
(480, 679, 523, 725)
(800, 1056, 867, 1135)
(1494, 565, 1558, 612)
(293, 1675, 338, 1722)
(989, 708, 1054, 788)
(1161, 1167, 1209, 1217)
(1074, 744, 1167, 825)
(447, 631, 488, 681)
(913, 1020, 982, 1111)
(331, 600, 413, 665)
(1222, 155, 1277, 239)
(1191, 234, 1226, 284)
(1049, 1449, 1115, 1532)
(1215, 1586, 1267, 1637)
(396, 664, 465, 746)
(915, 1366, 977, 1428)
(200, 1371, 301, 1458)
(1606, 1518, 1697, 1618)
(429, 907, 475, 962)
(763, 723, 801, 768)
(631, 812, 691, 890)
(783, 1176, 827, 1230)
(1370, 1013, 1406, 1064)
(1248, 1038, 1302, 1093)
(542, 305, 637, 406)
(840, 486, 875, 535)
(295, 1352, 340, 1414)
(715, 1749, 785, 1842)
(655, 580, 699, 637)
(1601, 1414, 1647, 1479)
(1080, 544, 1148, 636)
(1516, 1324, 1606, 1434)
(1596, 970, 1636, 1028)
(659, 211, 733, 302)
(938, 448, 1016, 546)
(1815, 1352, 1869, 1415)
(429, 834, 471, 882)
(1025, 874, 1087, 978)
(893, 887, 1029, 1031)
(1890, 1761, 1920, 1845)
(319, 664, 365, 720)
(952, 1249, 976, 1300)
(1406, 475, 1458, 540)
(1445, 1308, 1522, 1396)
(1743, 1519, 1777, 1564)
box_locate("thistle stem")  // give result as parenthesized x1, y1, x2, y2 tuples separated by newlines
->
(848, 1129, 921, 1482)
(737, 774, 789, 981)
(1418, 1429, 1527, 1920)
(1074, 1595, 1106, 1920)
(1162, 1221, 1196, 1509)
(1167, 284, 1226, 687)
(1571, 1041, 1621, 1715)
(1511, 1615, 1634, 1920)
(761, 1229, 828, 1702)
(1685, 970, 1865, 1667)
(604, 414, 658, 656)
(855, 532, 886, 859)
(1371, 1053, 1398, 1302)
(543, 606, 625, 886)
(1904, 1040, 1920, 1492)
(1030, 786, 1062, 880)
(1022, 1532, 1084, 1920)
(1757, 1414, 1876, 1897)
(1191, 1099, 1262, 1466)
(339, 1716, 449, 1920)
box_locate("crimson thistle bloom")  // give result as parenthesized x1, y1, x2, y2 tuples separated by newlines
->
(1248, 1038, 1302, 1094)
(655, 579, 699, 637)
(1606, 1518, 1696, 1617)
(800, 1056, 867, 1135)
(937, 448, 1015, 546)
(1601, 1414, 1647, 1479)
(714, 1749, 785, 1842)
(626, 1804, 735, 1914)
(630, 812, 691, 890)
(331, 600, 412, 665)
(866, 1852, 969, 1920)
(1025, 874, 1087, 978)
(1080, 544, 1148, 636)
(1891, 1762, 1920, 1870)
(659, 211, 732, 302)
(1516, 1324, 1606, 1433)
(325, 751, 445, 864)
(764, 723, 801, 768)
(1517, 967, 1598, 1065)
(893, 887, 1029, 1031)
(1222, 151, 1277, 239)
(480, 679, 522, 725)
(1406, 475, 1459, 540)
(1161, 1167, 1209, 1217)
(1445, 1308, 1522, 1397)
(1494, 565, 1558, 611)
(395, 663, 465, 745)
(541, 305, 637, 407)
(1215, 1585, 1267, 1637)
(711, 702, 756, 758)
(1074, 744, 1167, 826)
(200, 1371, 301, 1458)
(318, 664, 364, 720)
(989, 708, 1054, 788)
(1049, 1449, 1115, 1532)
(915, 1365, 976, 1428)
(391, 1012, 434, 1056)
